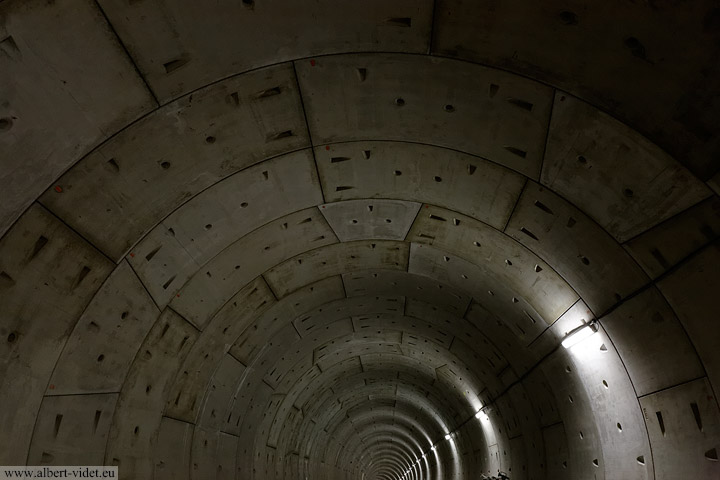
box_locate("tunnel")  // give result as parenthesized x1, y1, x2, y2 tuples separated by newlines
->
(1, 1, 719, 479)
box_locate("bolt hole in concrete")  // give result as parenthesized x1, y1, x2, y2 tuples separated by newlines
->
(97, 354, 104, 362)
(577, 155, 587, 164)
(393, 170, 402, 176)
(559, 10, 578, 25)
(434, 176, 442, 182)
(0, 117, 13, 130)
(205, 135, 216, 144)
(623, 188, 634, 198)
(444, 104, 455, 112)
(161, 161, 171, 169)
(7, 332, 17, 343)
(394, 97, 405, 106)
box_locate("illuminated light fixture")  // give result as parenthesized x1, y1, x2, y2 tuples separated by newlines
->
(561, 320, 598, 349)
(431, 445, 437, 451)
(444, 433, 451, 440)
(475, 410, 483, 419)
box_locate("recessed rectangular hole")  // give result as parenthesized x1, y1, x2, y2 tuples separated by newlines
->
(362, 150, 371, 159)
(74, 266, 91, 288)
(30, 235, 49, 260)
(262, 171, 269, 180)
(520, 227, 538, 240)
(356, 68, 367, 82)
(161, 323, 170, 338)
(266, 130, 293, 142)
(452, 218, 460, 226)
(429, 214, 446, 222)
(93, 410, 101, 434)
(162, 275, 176, 290)
(53, 414, 63, 437)
(312, 235, 325, 242)
(298, 217, 312, 225)
(0, 271, 14, 287)
(691, 402, 703, 431)
(504, 146, 527, 158)
(178, 335, 189, 352)
(506, 98, 534, 111)
(1, 35, 19, 57)
(566, 217, 576, 228)
(650, 248, 670, 269)
(467, 164, 477, 175)
(163, 58, 188, 74)
(331, 157, 351, 163)
(489, 83, 500, 98)
(228, 91, 240, 106)
(533, 200, 554, 215)
(385, 17, 411, 27)
(145, 246, 161, 262)
(656, 411, 666, 436)
(256, 86, 281, 98)
(336, 186, 353, 191)
(524, 311, 537, 324)
(417, 233, 435, 240)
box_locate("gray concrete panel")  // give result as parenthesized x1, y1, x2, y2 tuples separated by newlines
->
(602, 286, 705, 397)
(196, 354, 245, 432)
(170, 207, 337, 328)
(190, 426, 238, 480)
(315, 141, 526, 230)
(164, 278, 274, 422)
(639, 378, 720, 480)
(0, 204, 113, 463)
(320, 199, 421, 242)
(0, 0, 155, 237)
(128, 150, 322, 310)
(542, 93, 711, 242)
(432, 0, 720, 180)
(344, 271, 470, 318)
(408, 204, 578, 323)
(97, 0, 433, 102)
(299, 54, 552, 178)
(154, 417, 193, 480)
(105, 309, 198, 478)
(265, 240, 409, 298)
(625, 196, 720, 279)
(41, 63, 309, 261)
(49, 262, 160, 395)
(658, 243, 720, 404)
(506, 181, 649, 315)
(27, 393, 118, 465)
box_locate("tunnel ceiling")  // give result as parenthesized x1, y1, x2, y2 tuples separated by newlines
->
(1, 1, 719, 480)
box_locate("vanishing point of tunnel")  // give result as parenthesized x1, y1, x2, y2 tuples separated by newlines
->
(1, 1, 720, 479)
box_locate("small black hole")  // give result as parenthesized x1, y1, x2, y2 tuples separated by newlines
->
(97, 354, 105, 362)
(444, 104, 455, 112)
(205, 136, 216, 144)
(577, 155, 587, 164)
(393, 170, 402, 176)
(161, 162, 171, 169)
(394, 97, 405, 106)
(241, 202, 248, 208)
(559, 11, 578, 25)
(205, 224, 212, 230)
(623, 188, 634, 198)
(434, 176, 442, 182)
(7, 332, 16, 343)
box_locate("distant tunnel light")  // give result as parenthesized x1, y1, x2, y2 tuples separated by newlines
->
(562, 321, 598, 349)
(475, 410, 483, 419)
(444, 433, 451, 440)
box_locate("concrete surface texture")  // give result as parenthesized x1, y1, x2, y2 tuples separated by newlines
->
(0, 1, 719, 479)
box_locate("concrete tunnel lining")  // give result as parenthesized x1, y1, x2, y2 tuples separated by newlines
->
(1, 1, 720, 479)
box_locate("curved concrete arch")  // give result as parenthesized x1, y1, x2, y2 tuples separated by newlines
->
(2, 2, 719, 480)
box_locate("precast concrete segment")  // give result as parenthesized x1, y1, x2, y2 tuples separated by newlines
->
(39, 63, 309, 262)
(541, 93, 711, 243)
(432, 0, 720, 181)
(95, 0, 434, 103)
(623, 196, 720, 280)
(1, 1, 719, 478)
(314, 142, 526, 231)
(0, 0, 156, 237)
(0, 204, 114, 464)
(298, 54, 553, 179)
